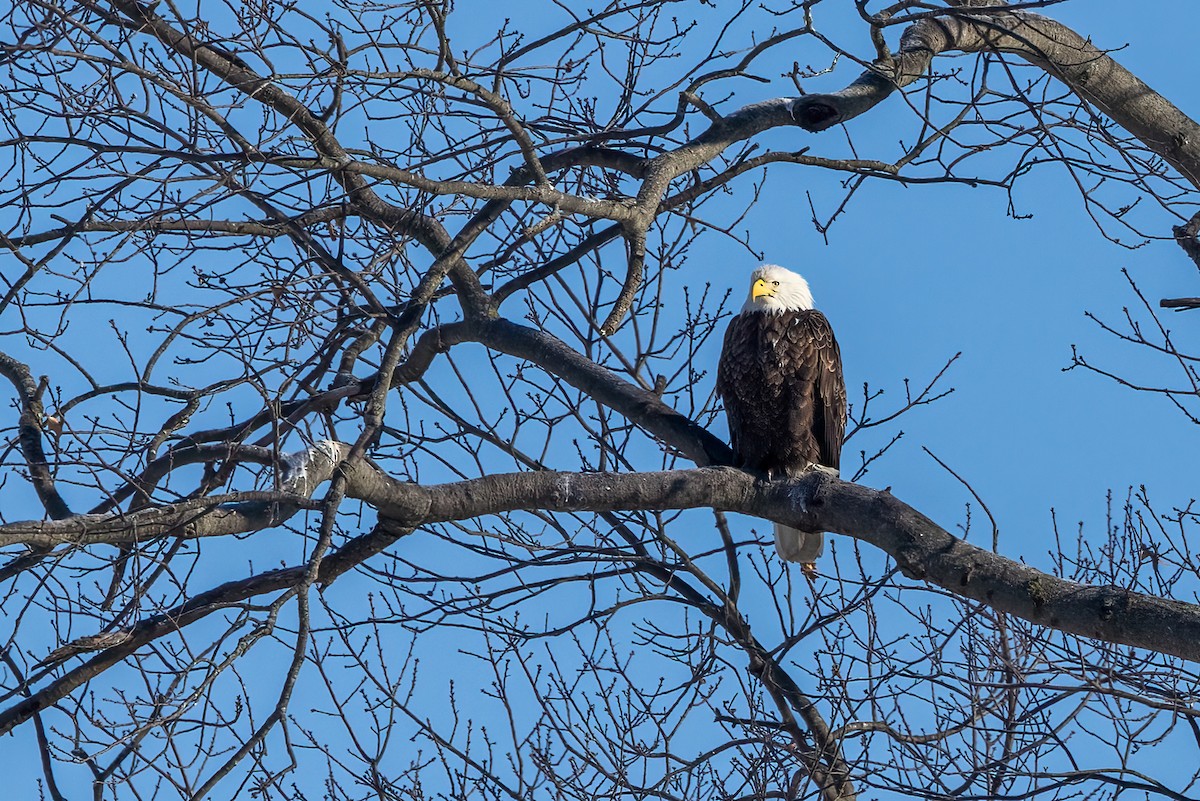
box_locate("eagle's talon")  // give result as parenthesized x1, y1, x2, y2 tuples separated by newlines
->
(800, 562, 820, 581)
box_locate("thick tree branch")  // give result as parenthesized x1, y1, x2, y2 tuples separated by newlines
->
(7, 453, 1198, 665)
(793, 4, 1200, 188)
(336, 466, 1200, 666)
(463, 319, 733, 466)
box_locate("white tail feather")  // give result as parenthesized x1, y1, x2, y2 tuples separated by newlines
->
(773, 524, 824, 563)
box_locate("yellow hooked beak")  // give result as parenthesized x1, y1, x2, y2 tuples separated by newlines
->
(752, 278, 774, 299)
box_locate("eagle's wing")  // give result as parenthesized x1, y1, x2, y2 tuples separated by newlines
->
(716, 314, 750, 461)
(792, 309, 849, 470)
(794, 311, 846, 471)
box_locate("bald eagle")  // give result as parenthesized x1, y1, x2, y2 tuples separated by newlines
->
(716, 265, 847, 573)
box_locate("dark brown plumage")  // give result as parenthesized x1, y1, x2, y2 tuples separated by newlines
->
(716, 265, 846, 567)
(718, 309, 845, 474)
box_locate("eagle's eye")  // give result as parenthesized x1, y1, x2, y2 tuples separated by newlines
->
(772, 281, 780, 286)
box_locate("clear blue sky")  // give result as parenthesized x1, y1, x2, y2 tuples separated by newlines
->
(5, 1, 1200, 796)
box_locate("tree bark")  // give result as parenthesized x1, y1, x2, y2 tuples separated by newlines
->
(8, 446, 1197, 664)
(791, 3, 1200, 188)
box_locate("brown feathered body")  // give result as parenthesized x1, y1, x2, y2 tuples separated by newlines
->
(717, 295, 846, 564)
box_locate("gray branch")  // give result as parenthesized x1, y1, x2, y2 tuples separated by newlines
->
(6, 441, 1197, 664)
(790, 2, 1200, 187)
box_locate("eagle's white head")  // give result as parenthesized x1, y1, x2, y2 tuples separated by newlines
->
(740, 264, 814, 314)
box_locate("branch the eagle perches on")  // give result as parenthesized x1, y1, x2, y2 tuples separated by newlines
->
(8, 436, 1198, 710)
